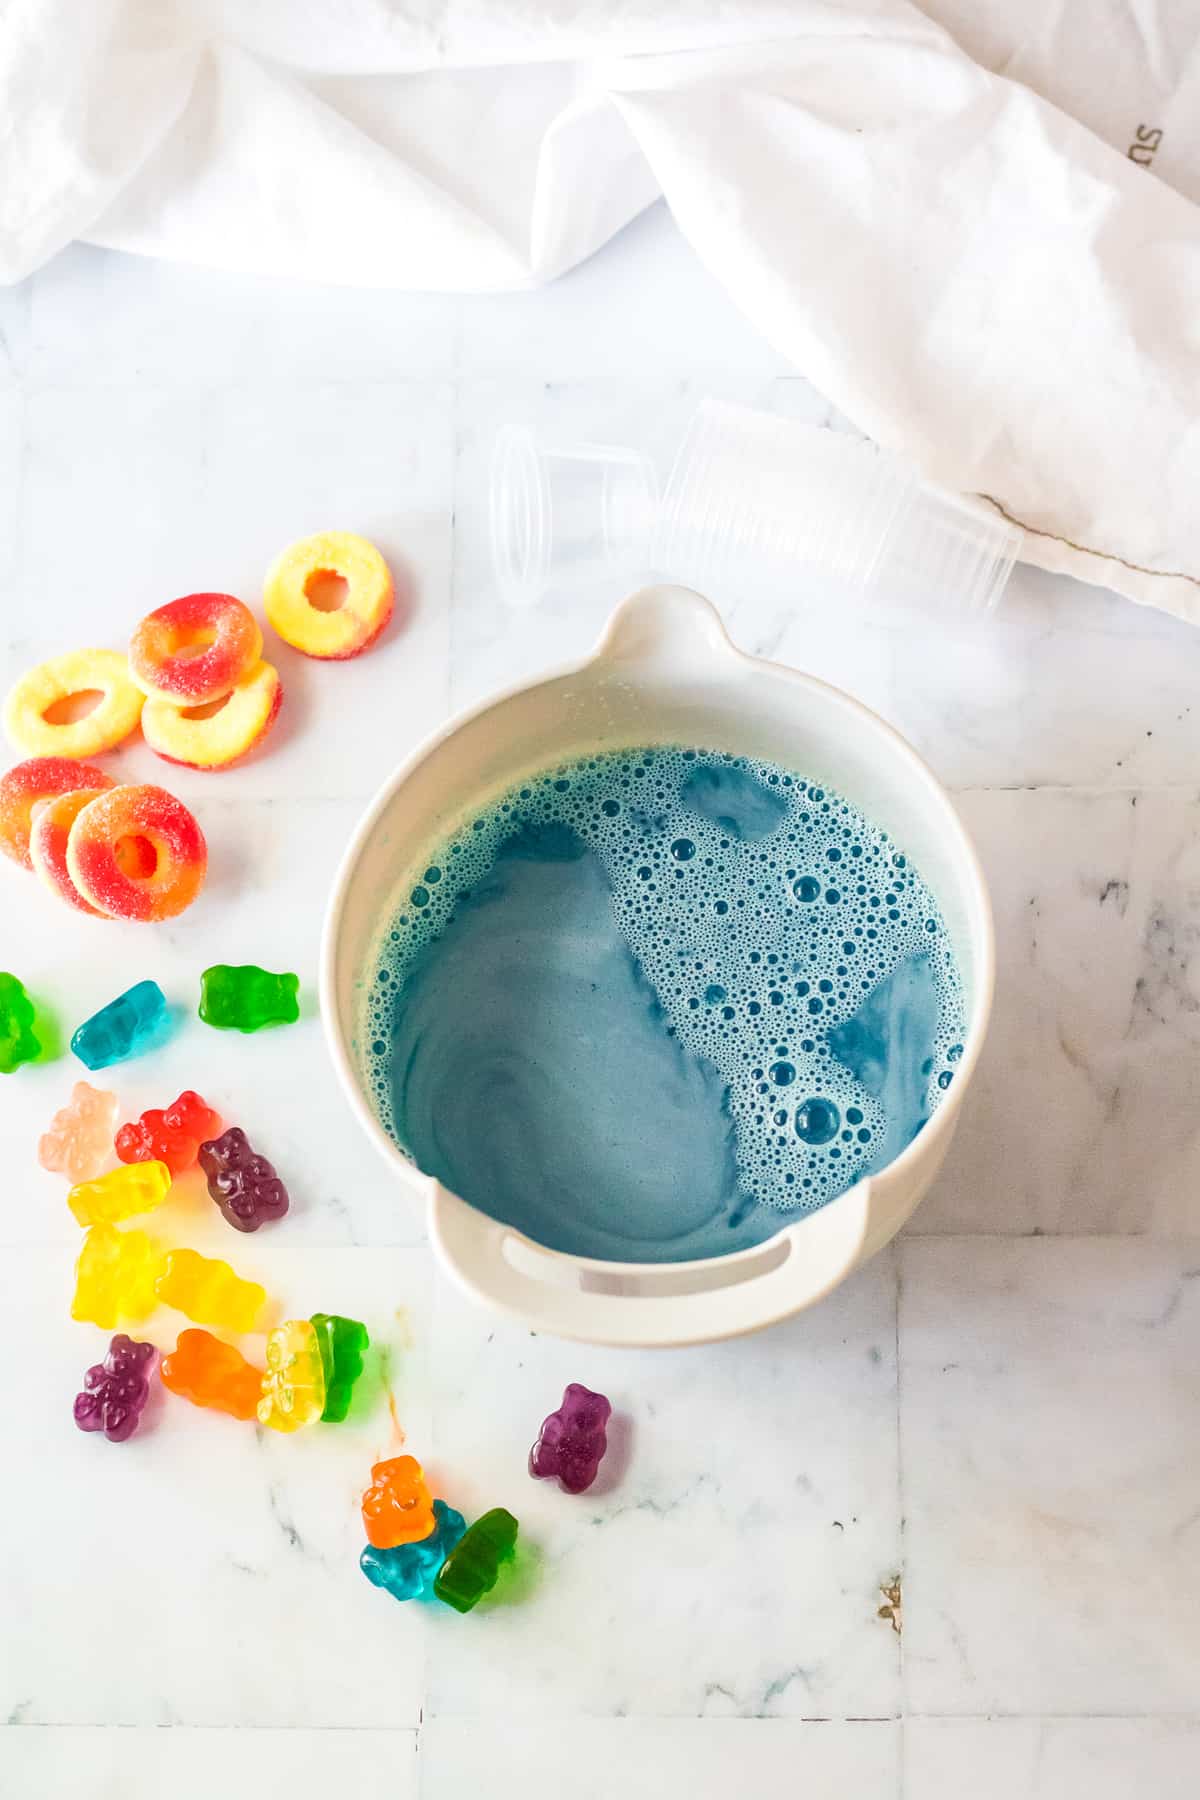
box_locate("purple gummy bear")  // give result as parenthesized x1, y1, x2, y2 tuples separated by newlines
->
(73, 1335, 156, 1442)
(198, 1126, 290, 1232)
(529, 1382, 612, 1494)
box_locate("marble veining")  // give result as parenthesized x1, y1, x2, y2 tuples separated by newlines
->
(2, 206, 1199, 1797)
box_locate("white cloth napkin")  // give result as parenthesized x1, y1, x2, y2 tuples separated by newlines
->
(3, 0, 1199, 621)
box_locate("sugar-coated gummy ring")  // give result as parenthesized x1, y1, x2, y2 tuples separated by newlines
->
(129, 594, 263, 706)
(30, 790, 113, 916)
(3, 650, 144, 758)
(0, 757, 114, 869)
(263, 531, 393, 660)
(67, 785, 207, 923)
(142, 660, 282, 771)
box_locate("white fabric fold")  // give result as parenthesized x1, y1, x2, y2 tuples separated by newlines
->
(3, 0, 1200, 618)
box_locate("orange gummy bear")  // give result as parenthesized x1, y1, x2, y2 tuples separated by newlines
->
(361, 1454, 436, 1548)
(160, 1328, 263, 1422)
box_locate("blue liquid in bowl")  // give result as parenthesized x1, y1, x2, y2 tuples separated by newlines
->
(361, 749, 964, 1262)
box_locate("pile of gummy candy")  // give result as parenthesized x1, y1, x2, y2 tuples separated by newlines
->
(11, 966, 616, 1618)
(3, 527, 621, 1620)
(40, 967, 328, 1435)
(361, 1383, 612, 1612)
(0, 529, 393, 922)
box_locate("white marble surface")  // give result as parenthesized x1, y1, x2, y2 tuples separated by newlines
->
(2, 205, 1199, 1797)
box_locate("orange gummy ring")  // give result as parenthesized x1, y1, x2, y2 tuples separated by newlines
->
(67, 784, 207, 922)
(263, 531, 393, 660)
(30, 790, 112, 916)
(142, 660, 282, 771)
(3, 650, 143, 758)
(129, 594, 263, 706)
(0, 756, 114, 869)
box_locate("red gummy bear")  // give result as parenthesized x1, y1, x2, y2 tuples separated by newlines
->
(115, 1089, 222, 1175)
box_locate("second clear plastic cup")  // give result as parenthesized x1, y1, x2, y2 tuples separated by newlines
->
(491, 425, 659, 609)
(654, 399, 1021, 615)
(654, 400, 911, 601)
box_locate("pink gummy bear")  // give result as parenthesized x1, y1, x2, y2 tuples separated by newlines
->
(38, 1081, 119, 1183)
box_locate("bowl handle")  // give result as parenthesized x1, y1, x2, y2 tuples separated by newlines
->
(428, 1181, 873, 1348)
(593, 582, 736, 674)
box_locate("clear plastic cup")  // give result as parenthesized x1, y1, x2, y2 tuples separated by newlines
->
(489, 403, 1022, 617)
(870, 476, 1020, 614)
(654, 399, 1022, 616)
(655, 399, 909, 596)
(490, 425, 659, 609)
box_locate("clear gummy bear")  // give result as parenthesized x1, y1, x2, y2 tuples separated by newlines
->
(38, 1081, 119, 1183)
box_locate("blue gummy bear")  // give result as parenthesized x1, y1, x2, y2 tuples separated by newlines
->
(71, 981, 169, 1071)
(360, 1498, 466, 1602)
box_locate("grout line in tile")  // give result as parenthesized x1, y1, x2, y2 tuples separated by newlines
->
(946, 781, 1200, 796)
(7, 1711, 1199, 1734)
(902, 1710, 1200, 1723)
(0, 1722, 423, 1733)
(448, 381, 463, 710)
(900, 1230, 1200, 1244)
(893, 1240, 907, 1800)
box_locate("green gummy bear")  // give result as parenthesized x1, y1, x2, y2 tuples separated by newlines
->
(0, 973, 40, 1074)
(434, 1507, 519, 1614)
(198, 964, 300, 1033)
(310, 1312, 369, 1422)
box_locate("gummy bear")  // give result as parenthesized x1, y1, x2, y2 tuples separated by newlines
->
(361, 1455, 437, 1548)
(71, 1223, 163, 1327)
(73, 1333, 156, 1442)
(39, 1081, 118, 1182)
(71, 980, 168, 1071)
(155, 1247, 266, 1332)
(310, 1312, 369, 1421)
(68, 1160, 171, 1227)
(257, 1318, 326, 1432)
(529, 1383, 612, 1494)
(115, 1089, 221, 1174)
(360, 1500, 466, 1603)
(433, 1508, 519, 1614)
(198, 964, 299, 1033)
(160, 1328, 263, 1421)
(197, 1126, 289, 1232)
(0, 972, 39, 1073)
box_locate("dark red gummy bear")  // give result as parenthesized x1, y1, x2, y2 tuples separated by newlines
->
(198, 1125, 290, 1232)
(73, 1334, 156, 1442)
(529, 1382, 612, 1494)
(115, 1089, 221, 1175)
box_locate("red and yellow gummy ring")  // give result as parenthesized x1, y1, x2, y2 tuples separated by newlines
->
(129, 594, 263, 706)
(67, 785, 207, 923)
(0, 756, 114, 870)
(30, 790, 112, 917)
(264, 531, 393, 660)
(3, 650, 143, 758)
(142, 660, 282, 771)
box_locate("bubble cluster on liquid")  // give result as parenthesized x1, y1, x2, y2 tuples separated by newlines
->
(362, 748, 965, 1219)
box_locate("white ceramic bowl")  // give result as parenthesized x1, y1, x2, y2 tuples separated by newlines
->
(321, 586, 994, 1347)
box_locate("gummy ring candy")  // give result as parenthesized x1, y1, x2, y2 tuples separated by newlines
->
(3, 650, 144, 759)
(264, 531, 393, 660)
(142, 660, 282, 771)
(31, 790, 113, 916)
(129, 594, 263, 706)
(0, 757, 114, 869)
(67, 785, 207, 922)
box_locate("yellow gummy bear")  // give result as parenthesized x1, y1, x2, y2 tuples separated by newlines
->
(68, 1160, 171, 1227)
(155, 1247, 266, 1333)
(71, 1223, 164, 1327)
(257, 1318, 327, 1433)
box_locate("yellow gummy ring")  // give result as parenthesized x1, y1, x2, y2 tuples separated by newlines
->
(141, 659, 283, 770)
(263, 531, 393, 661)
(3, 649, 144, 758)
